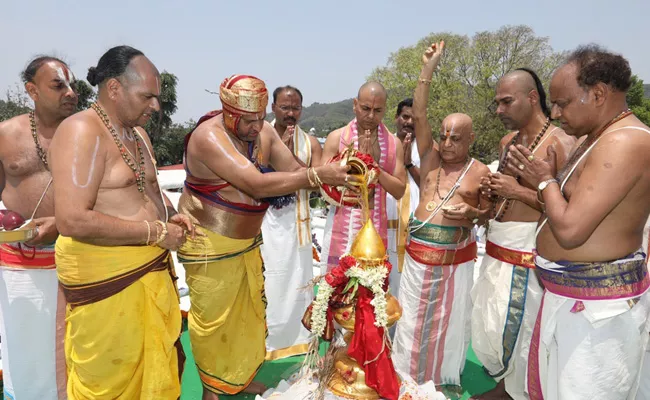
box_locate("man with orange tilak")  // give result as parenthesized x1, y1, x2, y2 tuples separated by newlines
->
(392, 41, 492, 390)
(506, 45, 650, 400)
(0, 55, 78, 400)
(177, 75, 354, 399)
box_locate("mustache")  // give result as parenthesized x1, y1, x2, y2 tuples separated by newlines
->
(284, 117, 297, 123)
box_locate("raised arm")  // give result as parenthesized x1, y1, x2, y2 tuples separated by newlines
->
(413, 41, 444, 174)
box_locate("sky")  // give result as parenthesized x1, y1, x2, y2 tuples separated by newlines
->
(1, 0, 649, 123)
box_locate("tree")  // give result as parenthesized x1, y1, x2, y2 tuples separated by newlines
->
(369, 25, 566, 164)
(144, 71, 183, 166)
(627, 75, 650, 126)
(0, 85, 31, 122)
(72, 80, 96, 111)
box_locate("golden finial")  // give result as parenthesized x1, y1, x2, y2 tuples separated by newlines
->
(349, 218, 386, 266)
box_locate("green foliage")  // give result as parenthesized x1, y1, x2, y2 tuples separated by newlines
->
(72, 80, 95, 111)
(144, 72, 183, 166)
(0, 85, 30, 122)
(267, 99, 355, 137)
(153, 120, 195, 166)
(369, 25, 566, 164)
(627, 76, 650, 126)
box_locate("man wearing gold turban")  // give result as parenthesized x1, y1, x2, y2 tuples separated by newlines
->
(178, 74, 354, 398)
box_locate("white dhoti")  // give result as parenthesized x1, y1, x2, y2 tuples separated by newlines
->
(0, 243, 66, 400)
(260, 203, 313, 359)
(527, 251, 650, 400)
(393, 219, 477, 386)
(260, 122, 313, 360)
(471, 220, 542, 400)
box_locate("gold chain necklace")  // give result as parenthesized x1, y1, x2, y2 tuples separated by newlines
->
(91, 103, 146, 194)
(29, 110, 49, 170)
(425, 157, 471, 212)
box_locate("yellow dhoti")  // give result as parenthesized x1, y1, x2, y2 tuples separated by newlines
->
(56, 237, 182, 400)
(178, 228, 267, 395)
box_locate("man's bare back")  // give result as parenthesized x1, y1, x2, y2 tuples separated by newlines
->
(536, 116, 650, 261)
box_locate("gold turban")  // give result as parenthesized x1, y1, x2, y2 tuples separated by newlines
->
(219, 75, 269, 133)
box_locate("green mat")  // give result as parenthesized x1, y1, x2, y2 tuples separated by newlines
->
(180, 320, 495, 400)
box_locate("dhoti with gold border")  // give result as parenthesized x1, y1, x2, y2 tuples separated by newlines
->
(56, 238, 182, 400)
(527, 251, 650, 400)
(471, 220, 543, 400)
(392, 217, 477, 386)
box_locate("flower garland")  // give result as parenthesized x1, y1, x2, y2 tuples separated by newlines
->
(309, 253, 391, 338)
(347, 265, 389, 328)
(310, 281, 334, 338)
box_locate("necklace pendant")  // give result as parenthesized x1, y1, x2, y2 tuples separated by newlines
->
(425, 201, 437, 212)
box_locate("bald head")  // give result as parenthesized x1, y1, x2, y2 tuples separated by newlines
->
(498, 70, 536, 95)
(357, 81, 387, 101)
(439, 113, 474, 163)
(354, 81, 388, 131)
(442, 113, 473, 135)
(494, 68, 549, 129)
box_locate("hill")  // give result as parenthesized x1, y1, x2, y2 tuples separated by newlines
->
(267, 98, 355, 137)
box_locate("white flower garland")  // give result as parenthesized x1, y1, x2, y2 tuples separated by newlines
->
(309, 255, 390, 338)
(346, 265, 389, 328)
(310, 281, 334, 338)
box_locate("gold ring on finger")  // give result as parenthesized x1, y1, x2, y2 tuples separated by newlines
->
(527, 155, 534, 162)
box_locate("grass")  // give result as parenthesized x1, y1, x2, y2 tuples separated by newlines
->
(179, 318, 496, 400)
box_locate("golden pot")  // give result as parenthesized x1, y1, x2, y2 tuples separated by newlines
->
(328, 348, 381, 399)
(333, 293, 402, 332)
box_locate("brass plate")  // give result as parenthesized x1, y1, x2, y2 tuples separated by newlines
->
(0, 221, 37, 244)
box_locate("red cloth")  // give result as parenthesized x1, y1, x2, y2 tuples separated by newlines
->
(348, 286, 400, 400)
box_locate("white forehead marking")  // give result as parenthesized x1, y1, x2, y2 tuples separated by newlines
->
(55, 66, 72, 90)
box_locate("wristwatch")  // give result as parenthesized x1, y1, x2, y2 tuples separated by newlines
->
(537, 178, 558, 193)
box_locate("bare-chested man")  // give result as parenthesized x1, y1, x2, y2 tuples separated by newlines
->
(50, 46, 193, 399)
(392, 42, 491, 390)
(0, 56, 77, 400)
(176, 75, 352, 399)
(506, 45, 650, 400)
(319, 81, 407, 274)
(471, 69, 575, 400)
(261, 85, 323, 361)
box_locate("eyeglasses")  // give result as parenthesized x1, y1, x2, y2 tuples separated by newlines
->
(276, 105, 302, 112)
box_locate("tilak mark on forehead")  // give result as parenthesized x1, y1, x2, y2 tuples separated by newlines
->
(55, 65, 74, 90)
